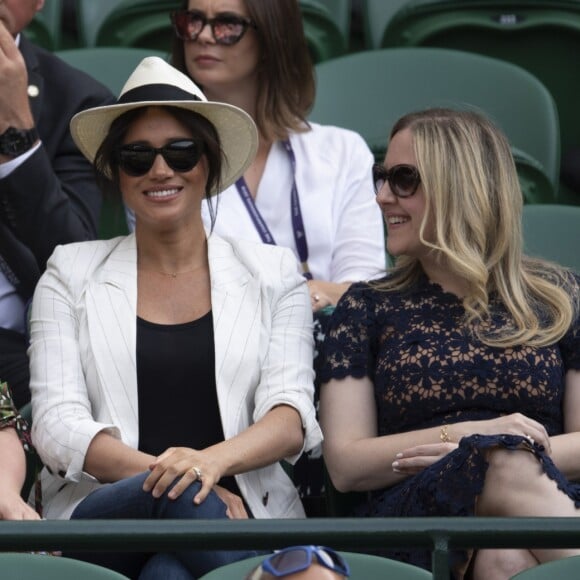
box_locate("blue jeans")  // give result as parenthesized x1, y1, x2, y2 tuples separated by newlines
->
(66, 471, 260, 579)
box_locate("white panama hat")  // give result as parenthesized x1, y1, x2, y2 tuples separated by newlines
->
(70, 56, 258, 195)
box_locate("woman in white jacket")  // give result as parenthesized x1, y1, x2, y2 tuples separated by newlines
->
(28, 57, 321, 580)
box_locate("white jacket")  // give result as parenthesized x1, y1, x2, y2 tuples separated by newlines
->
(28, 233, 322, 520)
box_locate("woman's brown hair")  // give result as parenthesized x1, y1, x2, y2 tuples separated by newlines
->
(171, 0, 315, 140)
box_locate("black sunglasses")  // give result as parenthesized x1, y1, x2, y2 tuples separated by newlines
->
(372, 163, 421, 198)
(261, 546, 350, 577)
(115, 140, 204, 177)
(171, 10, 257, 46)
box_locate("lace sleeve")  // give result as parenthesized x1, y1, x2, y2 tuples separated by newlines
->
(318, 282, 377, 383)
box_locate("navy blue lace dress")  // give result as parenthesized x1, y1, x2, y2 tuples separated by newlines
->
(319, 273, 580, 575)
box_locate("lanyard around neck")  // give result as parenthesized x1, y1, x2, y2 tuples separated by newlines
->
(234, 139, 312, 279)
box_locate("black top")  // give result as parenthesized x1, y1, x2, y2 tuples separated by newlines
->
(136, 311, 240, 495)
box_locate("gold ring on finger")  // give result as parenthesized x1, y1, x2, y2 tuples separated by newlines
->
(190, 466, 202, 481)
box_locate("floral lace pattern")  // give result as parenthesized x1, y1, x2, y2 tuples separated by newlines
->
(320, 274, 580, 574)
(1, 380, 42, 515)
(321, 274, 580, 437)
(0, 380, 32, 452)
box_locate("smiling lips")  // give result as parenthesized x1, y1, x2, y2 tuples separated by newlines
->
(387, 215, 410, 225)
(144, 187, 181, 199)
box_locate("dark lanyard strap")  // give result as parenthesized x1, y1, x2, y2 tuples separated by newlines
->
(234, 139, 312, 279)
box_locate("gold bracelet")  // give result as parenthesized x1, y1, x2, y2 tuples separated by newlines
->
(440, 424, 451, 443)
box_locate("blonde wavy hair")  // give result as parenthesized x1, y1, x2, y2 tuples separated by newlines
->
(377, 108, 578, 348)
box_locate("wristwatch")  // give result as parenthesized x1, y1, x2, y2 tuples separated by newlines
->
(0, 126, 39, 158)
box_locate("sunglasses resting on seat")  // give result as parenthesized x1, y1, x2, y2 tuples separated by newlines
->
(114, 139, 204, 176)
(260, 545, 350, 578)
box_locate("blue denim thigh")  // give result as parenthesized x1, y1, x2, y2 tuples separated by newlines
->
(68, 471, 259, 578)
(139, 553, 193, 580)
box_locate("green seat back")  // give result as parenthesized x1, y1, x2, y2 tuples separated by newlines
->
(299, 0, 349, 62)
(363, 0, 413, 49)
(76, 0, 179, 51)
(198, 551, 433, 579)
(310, 47, 560, 203)
(512, 148, 556, 205)
(324, 0, 352, 42)
(79, 0, 348, 62)
(55, 47, 169, 97)
(522, 204, 580, 272)
(511, 555, 580, 579)
(94, 0, 180, 52)
(23, 0, 62, 50)
(0, 553, 130, 579)
(76, 0, 125, 47)
(380, 1, 580, 167)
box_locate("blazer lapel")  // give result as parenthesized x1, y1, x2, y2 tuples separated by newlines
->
(208, 235, 262, 438)
(85, 236, 140, 446)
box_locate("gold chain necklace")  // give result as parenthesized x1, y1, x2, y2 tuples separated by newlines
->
(139, 264, 205, 279)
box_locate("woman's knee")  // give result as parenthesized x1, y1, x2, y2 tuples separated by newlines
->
(72, 471, 222, 520)
(486, 447, 541, 485)
(480, 448, 542, 514)
(472, 549, 537, 580)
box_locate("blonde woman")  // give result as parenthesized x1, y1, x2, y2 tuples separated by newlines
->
(320, 108, 580, 580)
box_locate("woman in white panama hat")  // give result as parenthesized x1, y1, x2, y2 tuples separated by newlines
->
(27, 56, 322, 579)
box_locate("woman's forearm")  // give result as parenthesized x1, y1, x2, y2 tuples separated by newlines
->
(0, 428, 26, 494)
(206, 404, 304, 477)
(84, 431, 155, 483)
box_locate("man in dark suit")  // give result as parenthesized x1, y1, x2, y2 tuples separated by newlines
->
(0, 0, 114, 408)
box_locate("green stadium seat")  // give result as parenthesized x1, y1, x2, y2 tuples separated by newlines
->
(310, 47, 560, 204)
(94, 0, 180, 52)
(22, 0, 62, 50)
(76, 0, 124, 47)
(324, 0, 352, 43)
(0, 553, 130, 579)
(78, 0, 348, 63)
(198, 551, 433, 579)
(55, 47, 169, 96)
(521, 204, 580, 272)
(362, 0, 411, 49)
(299, 0, 350, 62)
(76, 0, 179, 51)
(377, 0, 580, 194)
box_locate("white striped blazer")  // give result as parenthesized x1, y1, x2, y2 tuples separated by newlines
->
(28, 233, 322, 520)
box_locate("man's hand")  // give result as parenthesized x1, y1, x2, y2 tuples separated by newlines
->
(0, 20, 35, 133)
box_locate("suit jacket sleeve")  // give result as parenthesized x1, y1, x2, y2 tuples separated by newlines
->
(0, 39, 115, 296)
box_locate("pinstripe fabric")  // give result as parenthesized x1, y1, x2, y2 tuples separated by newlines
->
(28, 233, 322, 520)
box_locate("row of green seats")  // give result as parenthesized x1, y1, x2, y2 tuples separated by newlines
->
(24, 0, 351, 64)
